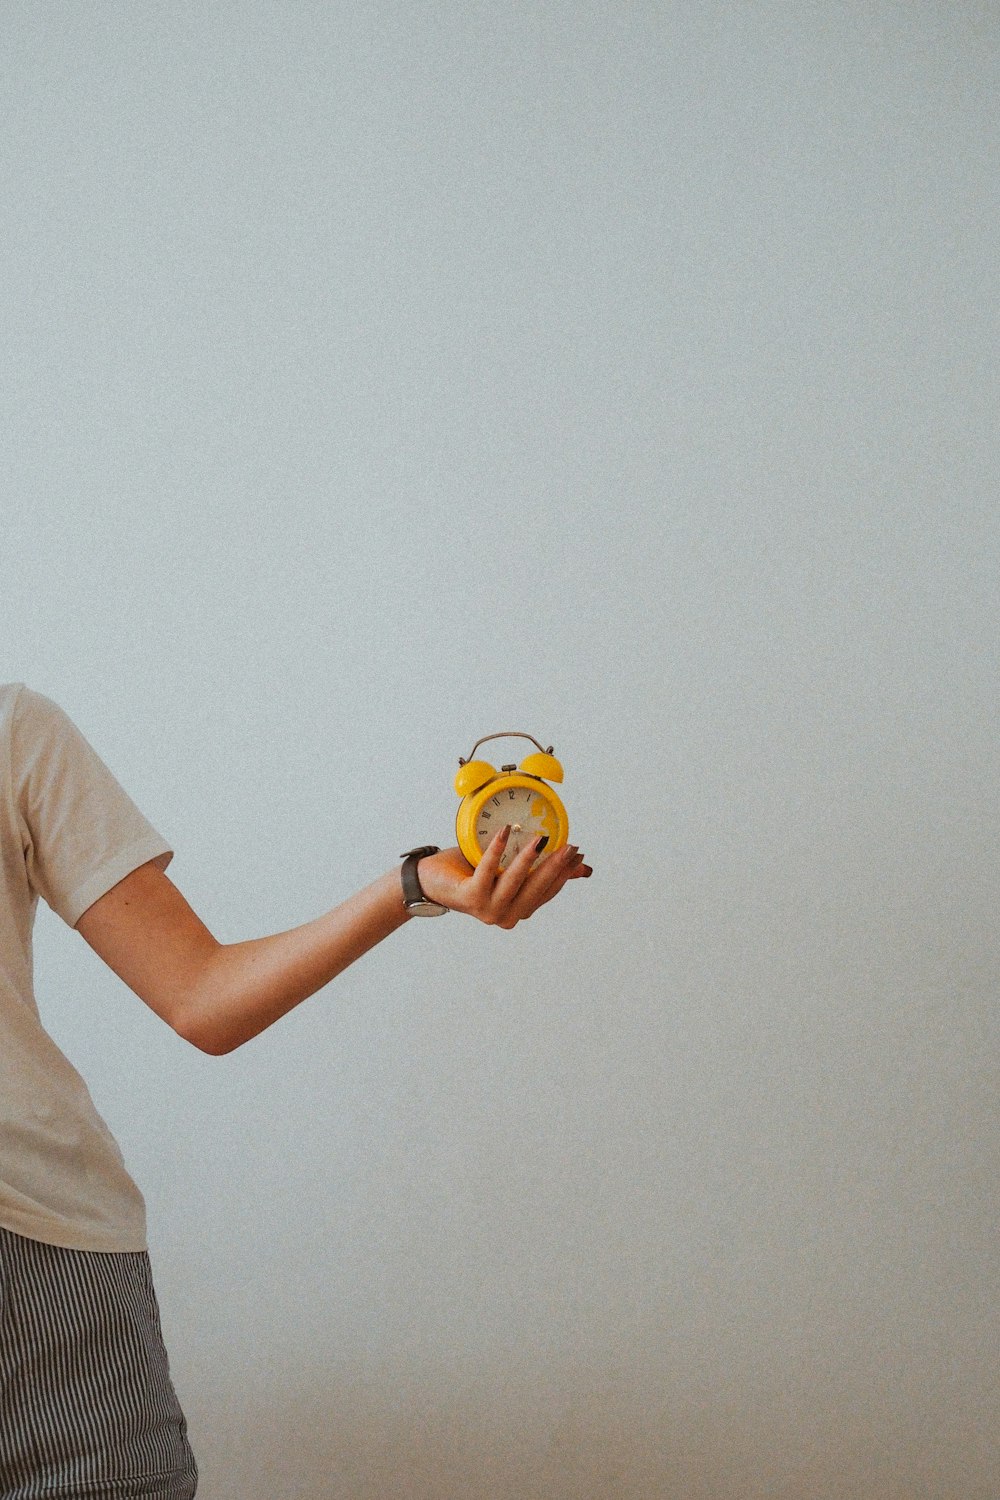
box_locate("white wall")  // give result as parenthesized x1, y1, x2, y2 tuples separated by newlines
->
(2, 3, 998, 1495)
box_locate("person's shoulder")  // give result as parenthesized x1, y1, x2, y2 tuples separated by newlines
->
(0, 681, 28, 723)
(1, 685, 78, 746)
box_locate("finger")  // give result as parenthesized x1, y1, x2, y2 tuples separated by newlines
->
(493, 841, 578, 918)
(491, 833, 552, 903)
(535, 844, 584, 892)
(495, 849, 585, 926)
(471, 823, 512, 889)
(533, 853, 587, 907)
(522, 852, 590, 917)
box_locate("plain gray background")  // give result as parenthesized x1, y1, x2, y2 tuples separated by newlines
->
(2, 3, 998, 1496)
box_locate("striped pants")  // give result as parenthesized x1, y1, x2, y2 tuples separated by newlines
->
(0, 1226, 197, 1499)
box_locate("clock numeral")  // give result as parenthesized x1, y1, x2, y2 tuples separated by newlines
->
(482, 810, 491, 819)
(491, 795, 501, 807)
(508, 790, 516, 800)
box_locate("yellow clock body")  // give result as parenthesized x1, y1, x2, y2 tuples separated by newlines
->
(454, 735, 569, 871)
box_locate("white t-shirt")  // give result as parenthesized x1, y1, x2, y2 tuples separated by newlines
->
(1, 683, 174, 1251)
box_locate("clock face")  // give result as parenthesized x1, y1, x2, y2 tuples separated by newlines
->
(475, 782, 560, 869)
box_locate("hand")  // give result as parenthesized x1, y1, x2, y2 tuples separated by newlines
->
(414, 828, 592, 930)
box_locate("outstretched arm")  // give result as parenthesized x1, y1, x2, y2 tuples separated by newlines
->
(74, 827, 590, 1056)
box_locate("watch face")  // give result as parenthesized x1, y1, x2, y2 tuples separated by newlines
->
(475, 783, 559, 868)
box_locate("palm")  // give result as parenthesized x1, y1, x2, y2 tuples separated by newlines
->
(417, 844, 481, 902)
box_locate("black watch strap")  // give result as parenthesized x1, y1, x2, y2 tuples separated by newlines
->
(399, 846, 450, 915)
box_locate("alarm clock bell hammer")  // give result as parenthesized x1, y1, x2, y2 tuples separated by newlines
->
(400, 732, 570, 915)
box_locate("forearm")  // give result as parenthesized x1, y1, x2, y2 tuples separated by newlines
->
(186, 866, 412, 1054)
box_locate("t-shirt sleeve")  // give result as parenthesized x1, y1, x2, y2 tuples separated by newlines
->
(11, 686, 175, 929)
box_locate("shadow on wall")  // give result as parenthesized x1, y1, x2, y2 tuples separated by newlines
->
(184, 1366, 975, 1500)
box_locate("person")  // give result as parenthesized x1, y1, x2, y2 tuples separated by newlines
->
(0, 682, 591, 1499)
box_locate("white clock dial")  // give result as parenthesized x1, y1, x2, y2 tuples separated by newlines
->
(475, 784, 556, 868)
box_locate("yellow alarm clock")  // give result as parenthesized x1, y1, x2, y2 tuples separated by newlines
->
(455, 732, 569, 871)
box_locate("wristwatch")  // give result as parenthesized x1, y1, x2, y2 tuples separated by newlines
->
(399, 846, 450, 916)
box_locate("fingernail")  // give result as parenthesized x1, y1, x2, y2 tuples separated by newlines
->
(500, 824, 511, 841)
(534, 835, 549, 852)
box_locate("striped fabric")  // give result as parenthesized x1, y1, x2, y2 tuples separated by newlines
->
(0, 1227, 197, 1499)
